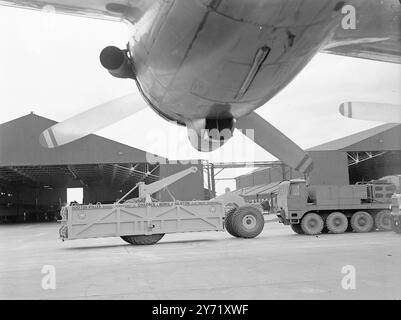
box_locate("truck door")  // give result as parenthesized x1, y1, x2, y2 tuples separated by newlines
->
(277, 181, 290, 216)
(285, 182, 308, 221)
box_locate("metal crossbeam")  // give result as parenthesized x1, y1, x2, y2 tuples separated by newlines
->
(114, 164, 159, 179)
(347, 151, 387, 166)
(210, 161, 284, 169)
(67, 165, 86, 186)
(7, 166, 38, 184)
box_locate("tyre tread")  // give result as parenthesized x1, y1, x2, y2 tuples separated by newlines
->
(231, 206, 264, 239)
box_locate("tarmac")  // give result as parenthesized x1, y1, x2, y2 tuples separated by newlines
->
(0, 219, 400, 300)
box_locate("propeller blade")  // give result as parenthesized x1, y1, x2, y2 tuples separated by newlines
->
(339, 102, 401, 123)
(236, 112, 313, 174)
(40, 93, 145, 148)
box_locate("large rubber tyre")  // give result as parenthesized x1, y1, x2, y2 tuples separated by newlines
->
(230, 206, 264, 239)
(301, 213, 324, 235)
(375, 210, 392, 231)
(225, 207, 240, 238)
(290, 224, 304, 235)
(326, 211, 348, 234)
(121, 234, 165, 245)
(391, 216, 401, 234)
(321, 226, 329, 234)
(351, 211, 374, 233)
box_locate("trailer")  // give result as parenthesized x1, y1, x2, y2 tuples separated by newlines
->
(272, 180, 395, 235)
(59, 167, 265, 245)
(390, 194, 401, 234)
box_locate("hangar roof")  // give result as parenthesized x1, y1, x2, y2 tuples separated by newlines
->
(308, 123, 401, 152)
(0, 113, 163, 188)
(0, 113, 165, 166)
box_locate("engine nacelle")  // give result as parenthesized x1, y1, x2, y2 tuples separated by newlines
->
(187, 118, 235, 152)
(100, 46, 136, 79)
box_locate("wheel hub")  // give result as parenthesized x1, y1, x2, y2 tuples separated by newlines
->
(334, 218, 342, 226)
(308, 219, 317, 228)
(383, 216, 390, 226)
(358, 217, 367, 226)
(243, 215, 257, 230)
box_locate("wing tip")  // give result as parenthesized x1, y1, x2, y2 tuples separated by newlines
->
(339, 102, 353, 118)
(339, 103, 345, 116)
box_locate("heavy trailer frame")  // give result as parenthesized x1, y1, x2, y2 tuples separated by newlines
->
(273, 180, 394, 235)
(59, 167, 264, 245)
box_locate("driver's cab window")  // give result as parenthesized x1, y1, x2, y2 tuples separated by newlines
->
(290, 184, 301, 196)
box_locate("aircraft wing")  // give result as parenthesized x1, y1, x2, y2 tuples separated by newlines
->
(322, 37, 401, 65)
(322, 0, 401, 64)
(0, 0, 154, 22)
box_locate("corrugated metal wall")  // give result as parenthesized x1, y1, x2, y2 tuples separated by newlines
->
(308, 151, 349, 186)
(235, 151, 350, 189)
(236, 166, 303, 190)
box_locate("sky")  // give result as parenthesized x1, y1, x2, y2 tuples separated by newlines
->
(1, 6, 400, 194)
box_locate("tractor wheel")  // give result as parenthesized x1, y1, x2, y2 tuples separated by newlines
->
(391, 216, 401, 234)
(121, 234, 165, 245)
(290, 224, 304, 235)
(225, 207, 240, 238)
(351, 211, 374, 233)
(326, 211, 348, 234)
(374, 210, 392, 231)
(230, 206, 264, 239)
(301, 213, 324, 235)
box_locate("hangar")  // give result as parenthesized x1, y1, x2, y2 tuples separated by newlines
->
(2, 113, 400, 222)
(234, 123, 401, 194)
(0, 113, 205, 222)
(308, 123, 401, 185)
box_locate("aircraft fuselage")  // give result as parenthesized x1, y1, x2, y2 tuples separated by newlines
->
(128, 0, 347, 125)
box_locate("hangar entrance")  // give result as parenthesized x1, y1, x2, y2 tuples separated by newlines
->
(0, 113, 206, 223)
(0, 113, 163, 223)
(0, 163, 160, 223)
(348, 151, 401, 184)
(67, 188, 83, 204)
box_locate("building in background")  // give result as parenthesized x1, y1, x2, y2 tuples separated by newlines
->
(0, 114, 205, 222)
(234, 123, 401, 199)
(2, 113, 399, 222)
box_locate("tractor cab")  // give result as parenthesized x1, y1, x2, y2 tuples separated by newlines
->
(276, 180, 308, 224)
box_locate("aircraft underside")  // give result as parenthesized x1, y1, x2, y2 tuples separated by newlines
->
(130, 0, 345, 124)
(1, 0, 400, 175)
